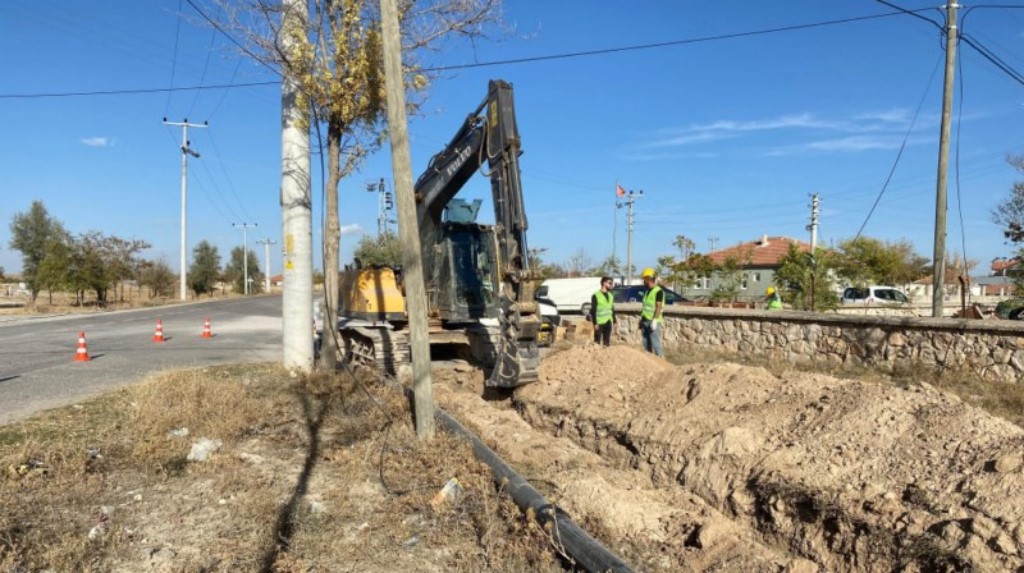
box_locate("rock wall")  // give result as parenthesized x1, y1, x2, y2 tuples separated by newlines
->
(614, 304, 1024, 382)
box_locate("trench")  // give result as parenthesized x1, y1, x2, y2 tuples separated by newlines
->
(512, 396, 985, 573)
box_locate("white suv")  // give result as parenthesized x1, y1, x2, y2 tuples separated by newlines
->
(841, 286, 909, 305)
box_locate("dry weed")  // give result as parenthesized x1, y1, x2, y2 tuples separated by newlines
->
(0, 363, 562, 572)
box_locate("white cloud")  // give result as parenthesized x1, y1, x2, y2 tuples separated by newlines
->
(639, 131, 734, 149)
(805, 135, 905, 152)
(625, 150, 720, 161)
(81, 137, 114, 147)
(687, 113, 843, 133)
(340, 223, 364, 236)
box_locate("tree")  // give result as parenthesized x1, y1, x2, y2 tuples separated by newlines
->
(528, 248, 564, 280)
(992, 154, 1024, 243)
(224, 246, 263, 294)
(835, 237, 928, 286)
(565, 248, 594, 277)
(658, 251, 717, 292)
(104, 236, 151, 302)
(9, 201, 66, 305)
(211, 0, 503, 370)
(593, 254, 623, 278)
(712, 255, 745, 302)
(35, 230, 73, 305)
(774, 245, 839, 311)
(189, 241, 221, 298)
(353, 231, 401, 268)
(138, 258, 177, 299)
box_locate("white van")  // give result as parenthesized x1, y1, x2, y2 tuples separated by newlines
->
(536, 277, 606, 314)
(840, 285, 910, 305)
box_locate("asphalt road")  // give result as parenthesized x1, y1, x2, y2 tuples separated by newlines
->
(0, 295, 285, 425)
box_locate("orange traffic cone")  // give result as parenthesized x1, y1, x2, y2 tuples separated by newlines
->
(153, 319, 165, 343)
(201, 317, 213, 339)
(74, 331, 90, 362)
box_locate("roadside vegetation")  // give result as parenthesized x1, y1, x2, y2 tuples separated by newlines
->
(0, 364, 562, 572)
(7, 201, 265, 306)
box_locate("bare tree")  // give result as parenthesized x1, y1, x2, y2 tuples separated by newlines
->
(209, 0, 502, 370)
(565, 248, 593, 278)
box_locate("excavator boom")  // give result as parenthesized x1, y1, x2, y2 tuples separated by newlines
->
(413, 80, 540, 387)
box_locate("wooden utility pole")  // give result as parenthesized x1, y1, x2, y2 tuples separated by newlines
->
(379, 0, 434, 438)
(932, 1, 958, 318)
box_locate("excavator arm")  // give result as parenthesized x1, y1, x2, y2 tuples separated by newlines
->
(413, 80, 540, 388)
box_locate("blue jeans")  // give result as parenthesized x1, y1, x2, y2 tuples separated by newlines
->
(641, 320, 662, 357)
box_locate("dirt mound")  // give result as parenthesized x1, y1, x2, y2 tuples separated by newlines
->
(517, 344, 1024, 572)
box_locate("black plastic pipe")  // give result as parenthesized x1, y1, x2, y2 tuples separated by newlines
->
(435, 408, 634, 573)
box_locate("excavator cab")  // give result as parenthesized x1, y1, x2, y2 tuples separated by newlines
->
(429, 199, 499, 322)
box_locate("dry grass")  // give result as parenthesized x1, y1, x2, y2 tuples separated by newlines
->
(664, 345, 1024, 428)
(0, 363, 564, 572)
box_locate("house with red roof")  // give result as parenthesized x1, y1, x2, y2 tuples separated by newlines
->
(682, 234, 812, 300)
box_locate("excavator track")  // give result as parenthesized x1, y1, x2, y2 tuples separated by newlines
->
(341, 327, 411, 376)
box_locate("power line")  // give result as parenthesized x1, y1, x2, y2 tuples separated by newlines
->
(0, 81, 277, 100)
(872, 0, 944, 30)
(422, 9, 942, 72)
(959, 33, 1024, 86)
(164, 0, 184, 117)
(0, 7, 947, 100)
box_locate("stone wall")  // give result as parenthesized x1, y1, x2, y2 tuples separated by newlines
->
(613, 304, 1024, 382)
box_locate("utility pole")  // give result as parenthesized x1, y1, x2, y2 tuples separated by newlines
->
(616, 189, 643, 284)
(257, 238, 277, 292)
(932, 1, 958, 318)
(380, 0, 434, 439)
(163, 118, 207, 301)
(709, 236, 719, 252)
(280, 0, 314, 372)
(233, 223, 257, 295)
(807, 193, 820, 252)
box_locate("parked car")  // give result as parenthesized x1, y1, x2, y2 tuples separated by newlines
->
(840, 286, 909, 305)
(611, 285, 689, 305)
(995, 298, 1024, 319)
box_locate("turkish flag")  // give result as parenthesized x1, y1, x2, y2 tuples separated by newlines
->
(616, 184, 626, 197)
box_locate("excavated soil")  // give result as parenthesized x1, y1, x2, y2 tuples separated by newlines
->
(436, 343, 1024, 572)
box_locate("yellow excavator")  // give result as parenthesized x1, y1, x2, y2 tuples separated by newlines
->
(338, 79, 544, 388)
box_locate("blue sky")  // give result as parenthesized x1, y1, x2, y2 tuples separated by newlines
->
(2, 1, 1024, 278)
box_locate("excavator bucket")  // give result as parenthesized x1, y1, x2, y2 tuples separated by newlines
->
(486, 296, 540, 388)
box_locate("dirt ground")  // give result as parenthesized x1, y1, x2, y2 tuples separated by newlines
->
(6, 336, 1024, 572)
(500, 343, 1024, 572)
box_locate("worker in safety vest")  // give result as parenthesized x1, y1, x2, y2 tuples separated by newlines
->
(589, 276, 616, 346)
(765, 286, 783, 310)
(639, 268, 664, 356)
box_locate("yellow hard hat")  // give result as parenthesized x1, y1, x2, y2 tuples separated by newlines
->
(766, 286, 776, 295)
(641, 268, 656, 278)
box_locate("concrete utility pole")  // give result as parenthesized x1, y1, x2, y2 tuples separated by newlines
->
(380, 0, 434, 439)
(807, 193, 820, 252)
(163, 118, 207, 301)
(709, 236, 719, 252)
(932, 1, 958, 318)
(233, 223, 257, 295)
(616, 189, 643, 284)
(280, 0, 314, 372)
(257, 238, 277, 292)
